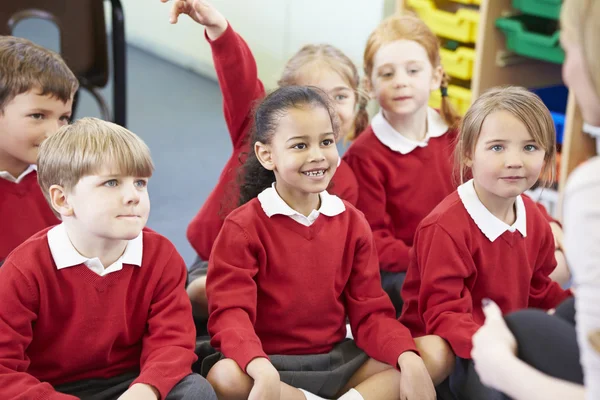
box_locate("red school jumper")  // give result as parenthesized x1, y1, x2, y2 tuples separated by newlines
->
(0, 171, 58, 261)
(186, 24, 358, 261)
(0, 228, 197, 399)
(399, 188, 571, 359)
(206, 198, 416, 371)
(343, 124, 458, 273)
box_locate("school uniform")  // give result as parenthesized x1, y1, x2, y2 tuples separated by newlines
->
(343, 109, 458, 312)
(0, 225, 215, 400)
(203, 184, 416, 398)
(399, 179, 571, 399)
(0, 166, 58, 262)
(186, 25, 360, 265)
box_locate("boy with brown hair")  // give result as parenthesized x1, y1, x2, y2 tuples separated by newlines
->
(0, 35, 78, 262)
(0, 118, 216, 400)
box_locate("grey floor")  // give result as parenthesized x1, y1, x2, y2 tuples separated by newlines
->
(15, 19, 230, 264)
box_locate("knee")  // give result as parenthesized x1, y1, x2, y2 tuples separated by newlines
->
(207, 359, 251, 400)
(187, 276, 208, 317)
(415, 335, 455, 385)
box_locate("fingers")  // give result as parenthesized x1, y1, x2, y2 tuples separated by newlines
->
(481, 298, 503, 320)
(169, 0, 188, 24)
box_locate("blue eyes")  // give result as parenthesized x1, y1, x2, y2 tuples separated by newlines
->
(103, 179, 147, 188)
(489, 144, 539, 152)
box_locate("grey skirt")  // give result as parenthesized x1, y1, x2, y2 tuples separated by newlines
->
(201, 339, 368, 398)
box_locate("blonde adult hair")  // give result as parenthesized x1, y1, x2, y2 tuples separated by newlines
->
(455, 86, 556, 187)
(560, 0, 600, 98)
(0, 36, 78, 112)
(38, 118, 154, 208)
(278, 44, 368, 141)
(363, 13, 460, 131)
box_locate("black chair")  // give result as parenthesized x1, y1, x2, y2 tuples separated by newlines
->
(0, 0, 127, 127)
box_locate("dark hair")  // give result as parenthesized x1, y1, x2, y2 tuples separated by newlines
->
(238, 85, 340, 206)
(0, 36, 78, 112)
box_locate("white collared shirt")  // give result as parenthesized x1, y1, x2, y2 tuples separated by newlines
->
(0, 164, 37, 183)
(257, 183, 346, 226)
(371, 107, 449, 154)
(47, 223, 143, 276)
(457, 179, 527, 242)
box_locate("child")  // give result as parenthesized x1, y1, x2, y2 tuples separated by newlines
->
(163, 0, 366, 321)
(471, 1, 600, 398)
(399, 86, 572, 399)
(0, 36, 78, 263)
(342, 14, 460, 312)
(203, 86, 435, 400)
(0, 118, 216, 400)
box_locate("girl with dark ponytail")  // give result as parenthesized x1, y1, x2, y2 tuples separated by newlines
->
(204, 85, 436, 400)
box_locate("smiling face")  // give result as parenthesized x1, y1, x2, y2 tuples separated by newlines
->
(368, 39, 442, 119)
(469, 110, 546, 206)
(256, 104, 339, 206)
(0, 88, 72, 177)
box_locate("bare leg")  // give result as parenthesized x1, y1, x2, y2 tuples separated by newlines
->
(207, 358, 315, 400)
(337, 358, 392, 396)
(186, 275, 209, 319)
(415, 335, 455, 385)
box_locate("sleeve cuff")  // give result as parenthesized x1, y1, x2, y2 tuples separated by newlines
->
(227, 340, 268, 372)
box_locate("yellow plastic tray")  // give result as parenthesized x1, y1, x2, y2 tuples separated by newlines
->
(450, 0, 481, 5)
(429, 85, 472, 115)
(408, 0, 480, 43)
(440, 47, 476, 81)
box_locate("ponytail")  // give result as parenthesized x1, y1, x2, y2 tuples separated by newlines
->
(439, 70, 461, 128)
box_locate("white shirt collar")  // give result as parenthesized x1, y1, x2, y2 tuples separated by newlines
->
(457, 179, 527, 242)
(0, 164, 37, 183)
(371, 107, 449, 154)
(47, 223, 143, 276)
(257, 183, 346, 226)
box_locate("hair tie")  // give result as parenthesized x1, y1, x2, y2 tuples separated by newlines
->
(440, 86, 449, 97)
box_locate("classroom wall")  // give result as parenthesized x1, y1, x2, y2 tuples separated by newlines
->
(117, 0, 394, 89)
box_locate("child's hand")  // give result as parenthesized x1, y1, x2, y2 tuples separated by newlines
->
(471, 299, 517, 390)
(397, 351, 436, 400)
(246, 357, 281, 400)
(116, 383, 159, 400)
(161, 0, 228, 39)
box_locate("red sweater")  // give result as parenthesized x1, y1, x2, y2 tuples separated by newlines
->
(343, 125, 458, 273)
(206, 199, 417, 371)
(0, 172, 58, 261)
(0, 228, 197, 400)
(399, 192, 571, 359)
(186, 24, 359, 260)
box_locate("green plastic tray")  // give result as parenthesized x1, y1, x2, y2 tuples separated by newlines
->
(496, 16, 564, 64)
(512, 0, 562, 20)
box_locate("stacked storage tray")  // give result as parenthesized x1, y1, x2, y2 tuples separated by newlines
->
(407, 0, 480, 43)
(429, 85, 472, 116)
(496, 15, 564, 64)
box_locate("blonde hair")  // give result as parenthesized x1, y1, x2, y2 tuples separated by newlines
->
(278, 44, 368, 141)
(363, 14, 460, 132)
(560, 0, 600, 98)
(0, 36, 78, 112)
(38, 118, 154, 209)
(455, 86, 556, 187)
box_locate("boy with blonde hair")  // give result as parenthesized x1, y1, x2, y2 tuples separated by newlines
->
(0, 36, 78, 262)
(0, 118, 216, 400)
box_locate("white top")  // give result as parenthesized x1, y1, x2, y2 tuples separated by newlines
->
(457, 179, 527, 242)
(0, 164, 37, 183)
(371, 107, 449, 154)
(47, 223, 143, 276)
(563, 156, 600, 400)
(257, 183, 345, 227)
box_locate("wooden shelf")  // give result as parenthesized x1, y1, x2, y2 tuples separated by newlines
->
(396, 0, 597, 220)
